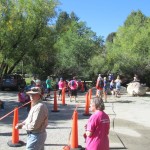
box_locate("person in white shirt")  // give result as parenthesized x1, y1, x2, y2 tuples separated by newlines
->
(15, 87, 48, 150)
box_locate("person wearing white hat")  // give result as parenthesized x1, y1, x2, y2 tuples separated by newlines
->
(15, 87, 48, 150)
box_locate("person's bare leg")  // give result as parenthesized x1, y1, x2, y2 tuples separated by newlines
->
(104, 92, 107, 102)
(70, 96, 72, 102)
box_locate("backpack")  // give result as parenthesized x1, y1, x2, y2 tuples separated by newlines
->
(98, 80, 104, 88)
(70, 80, 75, 86)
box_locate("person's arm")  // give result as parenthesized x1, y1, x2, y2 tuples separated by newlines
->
(68, 81, 71, 88)
(86, 116, 95, 137)
(76, 81, 78, 88)
(15, 120, 26, 129)
(96, 79, 100, 88)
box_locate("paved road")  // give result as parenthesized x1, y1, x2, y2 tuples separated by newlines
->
(0, 90, 150, 150)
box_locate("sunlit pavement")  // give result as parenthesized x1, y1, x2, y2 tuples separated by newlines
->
(0, 90, 150, 150)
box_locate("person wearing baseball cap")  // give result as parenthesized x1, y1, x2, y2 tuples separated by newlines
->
(15, 87, 48, 150)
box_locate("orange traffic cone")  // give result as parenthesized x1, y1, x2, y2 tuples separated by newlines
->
(88, 88, 92, 103)
(70, 110, 82, 150)
(83, 93, 91, 116)
(7, 108, 24, 147)
(62, 88, 67, 105)
(52, 90, 59, 112)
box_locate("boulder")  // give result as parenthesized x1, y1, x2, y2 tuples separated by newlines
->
(127, 82, 147, 96)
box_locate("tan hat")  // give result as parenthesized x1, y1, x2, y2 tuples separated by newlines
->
(26, 87, 42, 95)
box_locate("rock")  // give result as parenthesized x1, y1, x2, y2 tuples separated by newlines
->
(145, 87, 150, 92)
(127, 82, 147, 96)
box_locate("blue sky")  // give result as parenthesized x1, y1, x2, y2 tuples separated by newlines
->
(57, 0, 150, 39)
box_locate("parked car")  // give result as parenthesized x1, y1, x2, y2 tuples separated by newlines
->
(1, 74, 26, 91)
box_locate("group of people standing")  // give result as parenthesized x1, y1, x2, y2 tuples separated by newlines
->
(29, 76, 81, 103)
(45, 75, 88, 103)
(15, 75, 80, 150)
(12, 73, 144, 150)
(14, 73, 111, 150)
(16, 74, 118, 150)
(84, 73, 123, 150)
(96, 74, 122, 102)
(57, 76, 79, 102)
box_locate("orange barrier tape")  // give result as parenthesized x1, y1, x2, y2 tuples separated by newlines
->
(0, 109, 15, 121)
(0, 101, 31, 121)
(17, 101, 31, 109)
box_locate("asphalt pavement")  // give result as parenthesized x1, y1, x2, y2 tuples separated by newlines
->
(0, 88, 150, 150)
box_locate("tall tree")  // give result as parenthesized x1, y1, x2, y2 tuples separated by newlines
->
(105, 10, 150, 84)
(55, 13, 104, 78)
(106, 32, 116, 43)
(0, 0, 58, 77)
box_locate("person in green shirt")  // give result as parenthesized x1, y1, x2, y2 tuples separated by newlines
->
(46, 76, 51, 97)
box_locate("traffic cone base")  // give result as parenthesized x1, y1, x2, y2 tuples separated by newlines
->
(51, 110, 60, 112)
(62, 104, 67, 106)
(70, 145, 83, 150)
(83, 113, 91, 116)
(7, 140, 25, 147)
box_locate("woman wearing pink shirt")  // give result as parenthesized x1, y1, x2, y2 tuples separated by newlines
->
(58, 78, 65, 100)
(85, 97, 110, 150)
(68, 76, 78, 102)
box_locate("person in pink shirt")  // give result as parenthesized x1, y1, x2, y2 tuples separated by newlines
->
(68, 76, 78, 102)
(85, 97, 110, 150)
(58, 77, 65, 100)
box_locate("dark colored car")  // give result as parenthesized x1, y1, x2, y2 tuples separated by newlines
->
(1, 74, 26, 91)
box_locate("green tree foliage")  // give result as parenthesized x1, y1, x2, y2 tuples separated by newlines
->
(56, 11, 71, 33)
(106, 32, 116, 43)
(70, 11, 79, 21)
(54, 11, 104, 78)
(124, 10, 147, 27)
(1, 2, 150, 86)
(105, 10, 150, 84)
(0, 0, 58, 77)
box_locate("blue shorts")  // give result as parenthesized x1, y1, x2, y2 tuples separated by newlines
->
(26, 131, 47, 150)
